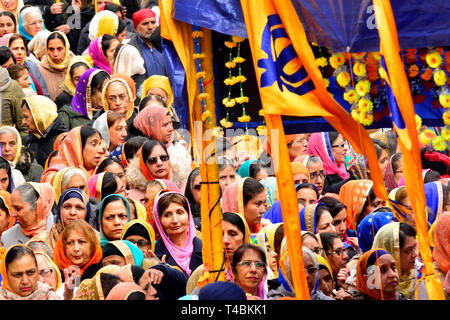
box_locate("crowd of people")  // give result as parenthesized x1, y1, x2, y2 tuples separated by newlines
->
(0, 0, 448, 301)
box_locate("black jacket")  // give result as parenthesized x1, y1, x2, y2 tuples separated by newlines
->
(66, 7, 95, 51)
(150, 263, 188, 300)
(21, 116, 68, 167)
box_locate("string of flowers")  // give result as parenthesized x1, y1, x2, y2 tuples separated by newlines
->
(192, 26, 216, 129)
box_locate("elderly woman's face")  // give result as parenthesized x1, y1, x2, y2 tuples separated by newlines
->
(106, 82, 130, 118)
(64, 229, 94, 268)
(233, 249, 266, 295)
(21, 105, 38, 134)
(6, 253, 39, 297)
(24, 11, 44, 37)
(160, 202, 189, 240)
(303, 252, 318, 293)
(10, 190, 37, 229)
(36, 254, 58, 290)
(60, 197, 87, 227)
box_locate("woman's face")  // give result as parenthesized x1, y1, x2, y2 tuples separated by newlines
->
(0, 132, 17, 162)
(399, 235, 418, 274)
(330, 134, 348, 165)
(82, 133, 104, 171)
(16, 70, 31, 89)
(316, 210, 335, 234)
(104, 162, 127, 191)
(0, 208, 9, 233)
(106, 82, 130, 117)
(266, 243, 278, 274)
(91, 78, 109, 110)
(60, 197, 87, 227)
(373, 254, 399, 296)
(191, 174, 201, 205)
(160, 202, 190, 240)
(327, 238, 348, 274)
(65, 229, 94, 268)
(71, 65, 88, 88)
(117, 28, 126, 43)
(0, 168, 9, 191)
(114, 176, 126, 197)
(222, 220, 244, 261)
(6, 253, 38, 297)
(24, 12, 43, 37)
(159, 114, 174, 145)
(219, 165, 236, 192)
(393, 159, 403, 186)
(287, 134, 308, 160)
(308, 161, 324, 194)
(101, 200, 128, 240)
(10, 190, 36, 229)
(65, 174, 86, 192)
(125, 234, 152, 258)
(363, 196, 385, 217)
(21, 105, 38, 134)
(318, 268, 333, 297)
(102, 254, 126, 267)
(296, 188, 317, 207)
(47, 38, 66, 65)
(108, 118, 127, 150)
(36, 254, 58, 290)
(145, 144, 170, 179)
(332, 208, 347, 240)
(378, 149, 389, 178)
(0, 15, 15, 37)
(1, 0, 18, 11)
(243, 191, 266, 228)
(9, 38, 26, 65)
(303, 252, 318, 293)
(302, 235, 320, 254)
(105, 38, 120, 66)
(233, 249, 266, 295)
(146, 88, 168, 104)
(293, 173, 309, 185)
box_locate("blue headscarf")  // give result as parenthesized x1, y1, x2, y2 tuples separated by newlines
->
(237, 159, 257, 178)
(56, 187, 91, 226)
(262, 200, 283, 224)
(357, 209, 396, 252)
(98, 194, 130, 247)
(18, 8, 46, 41)
(424, 181, 444, 225)
(198, 281, 247, 300)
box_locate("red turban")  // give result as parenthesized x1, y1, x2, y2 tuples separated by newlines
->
(132, 8, 156, 29)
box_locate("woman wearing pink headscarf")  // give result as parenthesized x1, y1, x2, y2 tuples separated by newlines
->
(307, 132, 350, 194)
(152, 191, 202, 277)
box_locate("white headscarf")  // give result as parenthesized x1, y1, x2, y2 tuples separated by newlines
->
(112, 44, 146, 77)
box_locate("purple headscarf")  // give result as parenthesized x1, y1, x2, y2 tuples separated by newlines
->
(71, 68, 105, 119)
(88, 35, 111, 74)
(152, 191, 196, 276)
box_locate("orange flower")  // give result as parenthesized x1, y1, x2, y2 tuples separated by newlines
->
(421, 68, 432, 81)
(408, 65, 419, 78)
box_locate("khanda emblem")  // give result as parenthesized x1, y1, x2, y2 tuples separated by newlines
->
(257, 14, 315, 95)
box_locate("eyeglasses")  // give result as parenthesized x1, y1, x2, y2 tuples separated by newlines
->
(326, 247, 347, 257)
(305, 266, 318, 275)
(128, 239, 150, 248)
(312, 247, 323, 255)
(147, 155, 169, 165)
(28, 20, 44, 27)
(309, 170, 324, 181)
(237, 260, 266, 270)
(287, 136, 307, 146)
(193, 184, 201, 191)
(39, 268, 53, 278)
(331, 142, 347, 148)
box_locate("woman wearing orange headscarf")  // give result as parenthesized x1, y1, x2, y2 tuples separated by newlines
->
(0, 182, 54, 249)
(53, 125, 107, 179)
(53, 220, 103, 282)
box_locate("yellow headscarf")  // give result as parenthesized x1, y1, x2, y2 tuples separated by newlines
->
(46, 31, 71, 71)
(0, 125, 22, 163)
(89, 10, 119, 40)
(62, 56, 92, 96)
(22, 95, 58, 138)
(141, 75, 174, 105)
(316, 254, 335, 295)
(0, 0, 24, 20)
(256, 223, 283, 278)
(101, 78, 135, 120)
(33, 252, 62, 291)
(372, 222, 417, 299)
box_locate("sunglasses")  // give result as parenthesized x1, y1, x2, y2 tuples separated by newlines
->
(128, 239, 150, 248)
(193, 184, 201, 191)
(147, 155, 169, 165)
(331, 142, 347, 148)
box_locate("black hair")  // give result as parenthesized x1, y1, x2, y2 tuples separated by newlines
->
(385, 130, 398, 157)
(101, 172, 119, 199)
(113, 43, 125, 62)
(319, 232, 340, 254)
(273, 224, 284, 258)
(184, 167, 200, 205)
(141, 140, 169, 162)
(80, 125, 101, 148)
(399, 222, 417, 248)
(96, 158, 125, 175)
(130, 265, 146, 284)
(0, 11, 16, 27)
(123, 136, 151, 161)
(295, 183, 319, 198)
(138, 95, 167, 112)
(4, 245, 37, 270)
(222, 212, 246, 237)
(100, 273, 123, 298)
(117, 19, 126, 36)
(0, 46, 16, 65)
(46, 32, 66, 47)
(360, 186, 377, 220)
(127, 291, 146, 300)
(424, 170, 441, 183)
(391, 152, 402, 173)
(318, 196, 346, 218)
(249, 161, 262, 179)
(315, 203, 331, 226)
(90, 70, 110, 93)
(69, 62, 90, 80)
(0, 157, 13, 192)
(101, 34, 118, 56)
(104, 3, 124, 16)
(0, 196, 9, 215)
(328, 131, 340, 145)
(372, 139, 387, 159)
(242, 177, 265, 206)
(230, 243, 266, 275)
